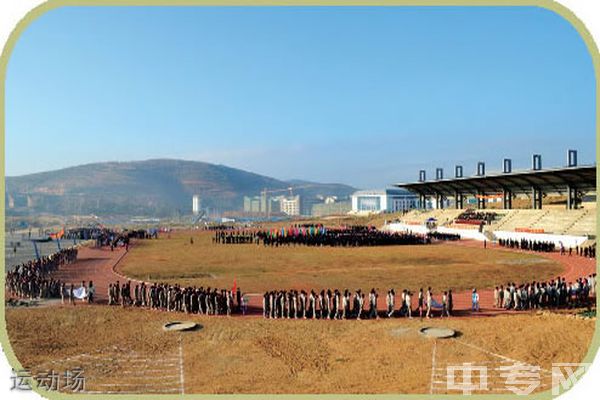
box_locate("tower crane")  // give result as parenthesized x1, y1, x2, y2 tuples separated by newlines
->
(260, 184, 318, 218)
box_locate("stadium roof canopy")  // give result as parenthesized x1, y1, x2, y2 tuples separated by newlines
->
(395, 165, 596, 197)
(351, 187, 414, 197)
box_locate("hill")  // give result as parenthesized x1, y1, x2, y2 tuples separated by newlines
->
(5, 159, 356, 217)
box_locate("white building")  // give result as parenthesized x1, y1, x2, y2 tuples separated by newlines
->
(192, 195, 201, 215)
(324, 196, 338, 204)
(351, 188, 419, 213)
(280, 195, 301, 216)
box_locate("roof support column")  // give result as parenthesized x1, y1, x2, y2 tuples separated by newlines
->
(503, 190, 512, 210)
(567, 185, 579, 210)
(477, 192, 486, 210)
(436, 193, 445, 209)
(419, 194, 427, 210)
(531, 187, 543, 209)
(455, 191, 463, 209)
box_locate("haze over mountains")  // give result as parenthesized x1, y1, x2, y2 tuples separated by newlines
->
(5, 159, 356, 217)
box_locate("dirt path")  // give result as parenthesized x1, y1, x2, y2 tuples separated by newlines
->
(40, 240, 596, 317)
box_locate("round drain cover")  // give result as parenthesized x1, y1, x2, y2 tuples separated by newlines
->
(163, 321, 198, 332)
(419, 327, 456, 339)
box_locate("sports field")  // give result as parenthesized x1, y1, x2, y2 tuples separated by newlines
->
(118, 231, 563, 293)
(4, 232, 596, 395)
(5, 305, 594, 394)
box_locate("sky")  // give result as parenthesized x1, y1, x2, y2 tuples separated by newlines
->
(5, 6, 596, 188)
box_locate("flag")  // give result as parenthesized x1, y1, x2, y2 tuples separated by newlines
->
(49, 228, 65, 240)
(232, 278, 237, 293)
(72, 286, 87, 300)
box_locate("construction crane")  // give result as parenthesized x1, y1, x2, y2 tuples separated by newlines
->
(192, 209, 207, 226)
(260, 184, 318, 218)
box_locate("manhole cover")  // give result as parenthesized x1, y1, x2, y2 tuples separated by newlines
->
(163, 321, 199, 332)
(419, 327, 456, 339)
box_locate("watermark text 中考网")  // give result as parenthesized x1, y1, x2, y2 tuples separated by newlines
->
(442, 362, 590, 396)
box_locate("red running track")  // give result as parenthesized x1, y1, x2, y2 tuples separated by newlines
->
(38, 241, 597, 318)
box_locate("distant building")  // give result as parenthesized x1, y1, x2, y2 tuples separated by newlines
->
(192, 195, 201, 215)
(280, 195, 301, 216)
(243, 195, 287, 215)
(312, 200, 351, 217)
(300, 196, 320, 216)
(351, 188, 419, 213)
(324, 196, 338, 204)
(243, 196, 263, 213)
(268, 197, 282, 214)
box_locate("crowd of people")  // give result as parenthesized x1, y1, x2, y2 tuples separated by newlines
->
(493, 273, 596, 310)
(106, 280, 247, 316)
(204, 224, 239, 231)
(456, 210, 498, 225)
(5, 247, 78, 299)
(428, 232, 461, 241)
(95, 228, 157, 250)
(6, 221, 597, 321)
(214, 225, 430, 247)
(261, 287, 455, 320)
(498, 238, 556, 252)
(95, 229, 126, 248)
(564, 244, 597, 258)
(498, 238, 597, 258)
(102, 279, 466, 320)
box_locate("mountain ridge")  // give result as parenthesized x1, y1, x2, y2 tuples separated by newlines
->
(5, 159, 356, 217)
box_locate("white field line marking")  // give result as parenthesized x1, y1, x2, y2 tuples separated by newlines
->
(178, 335, 185, 395)
(454, 339, 552, 374)
(94, 358, 179, 363)
(90, 363, 178, 368)
(430, 340, 437, 395)
(94, 375, 180, 380)
(84, 389, 180, 394)
(41, 351, 98, 364)
(92, 383, 180, 387)
(120, 370, 180, 375)
(43, 352, 178, 364)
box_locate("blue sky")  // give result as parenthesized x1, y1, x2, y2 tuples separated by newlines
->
(5, 6, 596, 188)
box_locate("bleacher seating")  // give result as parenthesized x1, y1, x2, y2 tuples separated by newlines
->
(490, 209, 595, 237)
(401, 209, 463, 226)
(400, 208, 595, 237)
(492, 210, 547, 232)
(529, 209, 584, 234)
(563, 210, 596, 236)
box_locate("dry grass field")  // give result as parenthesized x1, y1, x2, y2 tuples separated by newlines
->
(5, 305, 595, 394)
(5, 232, 595, 395)
(118, 231, 562, 293)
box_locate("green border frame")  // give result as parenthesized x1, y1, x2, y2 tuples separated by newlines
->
(0, 1, 598, 399)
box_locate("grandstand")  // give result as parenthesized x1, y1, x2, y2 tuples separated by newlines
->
(492, 210, 549, 232)
(562, 209, 596, 236)
(399, 209, 463, 226)
(396, 150, 594, 211)
(395, 208, 595, 235)
(386, 207, 596, 248)
(388, 151, 596, 248)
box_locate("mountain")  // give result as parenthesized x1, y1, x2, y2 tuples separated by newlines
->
(5, 159, 356, 217)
